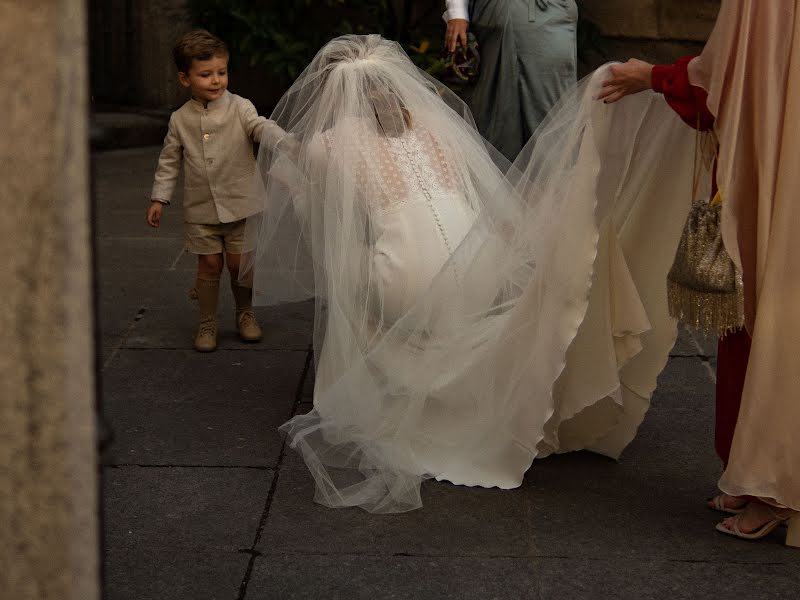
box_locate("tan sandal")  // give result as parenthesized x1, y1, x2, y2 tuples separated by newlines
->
(716, 508, 800, 547)
(707, 494, 747, 515)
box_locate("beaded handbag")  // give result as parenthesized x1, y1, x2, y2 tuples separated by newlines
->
(666, 128, 744, 337)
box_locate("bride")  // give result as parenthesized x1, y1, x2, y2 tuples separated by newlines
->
(243, 35, 703, 513)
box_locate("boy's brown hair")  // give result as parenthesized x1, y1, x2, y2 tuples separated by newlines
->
(173, 29, 229, 73)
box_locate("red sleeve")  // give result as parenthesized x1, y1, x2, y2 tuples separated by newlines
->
(651, 56, 715, 131)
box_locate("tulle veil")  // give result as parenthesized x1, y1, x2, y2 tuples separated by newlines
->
(242, 35, 704, 513)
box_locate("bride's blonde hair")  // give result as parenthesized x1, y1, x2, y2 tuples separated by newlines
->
(313, 38, 414, 138)
(368, 87, 412, 137)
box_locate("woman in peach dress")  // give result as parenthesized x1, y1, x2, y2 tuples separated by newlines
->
(602, 0, 800, 546)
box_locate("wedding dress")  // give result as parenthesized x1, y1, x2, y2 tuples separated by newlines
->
(307, 122, 481, 326)
(243, 35, 705, 512)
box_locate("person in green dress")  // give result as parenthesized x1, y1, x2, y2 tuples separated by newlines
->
(444, 0, 578, 161)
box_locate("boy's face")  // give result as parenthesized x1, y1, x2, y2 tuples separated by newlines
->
(179, 55, 229, 104)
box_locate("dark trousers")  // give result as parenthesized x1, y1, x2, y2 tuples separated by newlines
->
(715, 328, 764, 503)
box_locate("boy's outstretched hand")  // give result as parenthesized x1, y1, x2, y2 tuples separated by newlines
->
(147, 200, 165, 228)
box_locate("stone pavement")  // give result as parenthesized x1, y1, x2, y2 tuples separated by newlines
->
(97, 147, 798, 600)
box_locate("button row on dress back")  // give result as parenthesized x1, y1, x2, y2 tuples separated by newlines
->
(393, 132, 462, 287)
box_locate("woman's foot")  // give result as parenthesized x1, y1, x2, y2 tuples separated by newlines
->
(707, 493, 747, 515)
(716, 503, 798, 543)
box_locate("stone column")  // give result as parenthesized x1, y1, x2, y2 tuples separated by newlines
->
(0, 1, 99, 599)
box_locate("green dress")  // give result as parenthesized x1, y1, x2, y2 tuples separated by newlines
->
(469, 0, 578, 160)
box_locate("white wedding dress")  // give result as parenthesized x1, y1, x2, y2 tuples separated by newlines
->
(244, 35, 704, 512)
(314, 124, 479, 323)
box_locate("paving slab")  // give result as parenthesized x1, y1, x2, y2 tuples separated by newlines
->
(533, 558, 799, 600)
(299, 360, 315, 402)
(97, 295, 142, 342)
(104, 549, 247, 600)
(95, 184, 182, 213)
(655, 354, 716, 396)
(124, 300, 313, 352)
(93, 146, 164, 181)
(670, 324, 718, 358)
(98, 267, 193, 311)
(97, 236, 187, 272)
(97, 207, 186, 237)
(93, 140, 793, 600)
(670, 325, 701, 357)
(523, 453, 792, 563)
(103, 466, 271, 551)
(258, 451, 532, 558)
(92, 112, 169, 151)
(627, 357, 717, 470)
(101, 349, 303, 466)
(93, 146, 157, 175)
(521, 358, 790, 564)
(247, 555, 541, 600)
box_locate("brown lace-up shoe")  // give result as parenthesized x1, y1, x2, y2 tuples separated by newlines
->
(236, 309, 262, 342)
(194, 317, 218, 352)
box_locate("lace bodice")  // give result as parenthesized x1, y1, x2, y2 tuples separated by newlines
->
(380, 129, 457, 210)
(305, 121, 478, 293)
(315, 123, 462, 214)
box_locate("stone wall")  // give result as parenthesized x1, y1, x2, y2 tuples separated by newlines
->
(1, 1, 99, 598)
(578, 0, 720, 71)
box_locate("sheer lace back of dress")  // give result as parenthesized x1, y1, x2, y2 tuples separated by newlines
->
(320, 120, 461, 215)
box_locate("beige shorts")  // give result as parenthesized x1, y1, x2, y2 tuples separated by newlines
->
(185, 219, 246, 255)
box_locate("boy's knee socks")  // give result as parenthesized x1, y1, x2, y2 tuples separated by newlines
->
(195, 274, 252, 321)
(195, 276, 220, 321)
(230, 278, 253, 313)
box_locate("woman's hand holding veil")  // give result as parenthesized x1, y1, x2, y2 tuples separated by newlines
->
(598, 59, 654, 104)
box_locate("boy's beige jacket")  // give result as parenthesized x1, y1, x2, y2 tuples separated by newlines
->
(151, 90, 278, 224)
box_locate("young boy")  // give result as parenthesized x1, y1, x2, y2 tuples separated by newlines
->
(147, 29, 277, 352)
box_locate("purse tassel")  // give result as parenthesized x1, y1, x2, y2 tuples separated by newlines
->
(667, 277, 744, 338)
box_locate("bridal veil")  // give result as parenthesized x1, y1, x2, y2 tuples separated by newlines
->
(242, 35, 703, 512)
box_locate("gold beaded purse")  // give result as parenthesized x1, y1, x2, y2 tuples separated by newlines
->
(666, 128, 744, 337)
